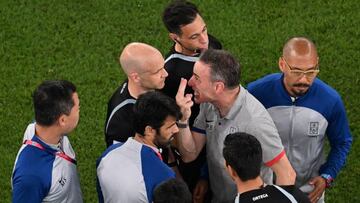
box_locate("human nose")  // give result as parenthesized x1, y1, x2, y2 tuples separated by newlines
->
(298, 73, 311, 83)
(162, 68, 168, 78)
(199, 33, 207, 44)
(188, 76, 195, 87)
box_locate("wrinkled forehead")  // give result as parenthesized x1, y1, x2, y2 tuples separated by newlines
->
(194, 60, 211, 76)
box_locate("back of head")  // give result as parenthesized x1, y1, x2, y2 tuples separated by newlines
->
(153, 178, 192, 203)
(282, 37, 318, 60)
(133, 91, 182, 135)
(200, 49, 241, 89)
(33, 80, 76, 126)
(119, 42, 163, 75)
(162, 0, 199, 35)
(223, 132, 262, 181)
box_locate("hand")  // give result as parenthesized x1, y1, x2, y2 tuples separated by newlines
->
(308, 176, 326, 203)
(193, 179, 208, 203)
(175, 78, 193, 121)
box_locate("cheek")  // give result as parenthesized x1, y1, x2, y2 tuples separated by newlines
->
(308, 77, 316, 84)
(284, 75, 296, 85)
(154, 74, 162, 81)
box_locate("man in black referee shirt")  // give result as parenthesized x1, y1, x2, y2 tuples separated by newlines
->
(223, 132, 310, 203)
(161, 1, 222, 202)
(104, 42, 168, 147)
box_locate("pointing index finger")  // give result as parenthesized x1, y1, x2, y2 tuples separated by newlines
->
(177, 78, 188, 96)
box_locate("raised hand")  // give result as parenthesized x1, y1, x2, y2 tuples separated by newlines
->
(175, 78, 193, 121)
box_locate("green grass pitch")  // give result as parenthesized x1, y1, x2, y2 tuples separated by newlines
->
(1, 0, 359, 202)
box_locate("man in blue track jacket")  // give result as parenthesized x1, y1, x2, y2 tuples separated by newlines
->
(248, 37, 352, 203)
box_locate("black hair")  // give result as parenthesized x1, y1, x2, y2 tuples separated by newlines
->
(199, 49, 241, 89)
(153, 178, 192, 203)
(33, 80, 76, 126)
(162, 0, 200, 35)
(133, 91, 182, 135)
(223, 132, 262, 181)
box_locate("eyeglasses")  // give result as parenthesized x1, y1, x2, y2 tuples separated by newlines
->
(282, 57, 319, 78)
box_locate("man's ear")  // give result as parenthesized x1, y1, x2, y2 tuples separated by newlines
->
(169, 33, 179, 43)
(144, 125, 156, 138)
(129, 72, 140, 83)
(225, 161, 237, 181)
(214, 81, 225, 94)
(58, 114, 67, 128)
(278, 57, 286, 73)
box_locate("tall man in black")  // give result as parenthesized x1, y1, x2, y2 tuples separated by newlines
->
(161, 1, 222, 202)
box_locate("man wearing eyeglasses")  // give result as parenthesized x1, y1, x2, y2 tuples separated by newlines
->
(247, 37, 352, 203)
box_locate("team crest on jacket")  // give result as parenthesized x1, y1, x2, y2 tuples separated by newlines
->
(205, 119, 215, 131)
(58, 176, 67, 187)
(308, 122, 319, 136)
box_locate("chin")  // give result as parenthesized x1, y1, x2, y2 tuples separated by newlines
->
(294, 91, 307, 97)
(157, 84, 165, 90)
(199, 47, 208, 53)
(194, 97, 205, 104)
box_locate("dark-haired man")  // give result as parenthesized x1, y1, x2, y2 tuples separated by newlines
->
(97, 91, 182, 203)
(162, 0, 222, 125)
(161, 1, 222, 200)
(176, 49, 296, 202)
(153, 178, 192, 203)
(247, 37, 352, 203)
(12, 80, 82, 203)
(223, 132, 310, 203)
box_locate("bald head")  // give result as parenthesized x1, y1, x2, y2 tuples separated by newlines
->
(283, 37, 318, 60)
(119, 42, 164, 75)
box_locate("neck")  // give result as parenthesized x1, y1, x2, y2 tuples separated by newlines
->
(237, 176, 264, 194)
(127, 78, 150, 99)
(213, 86, 240, 117)
(134, 134, 157, 149)
(174, 43, 198, 56)
(35, 123, 62, 145)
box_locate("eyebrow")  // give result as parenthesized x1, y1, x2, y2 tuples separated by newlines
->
(291, 65, 318, 71)
(188, 25, 207, 39)
(167, 122, 177, 129)
(283, 57, 318, 71)
(154, 66, 164, 73)
(148, 66, 164, 74)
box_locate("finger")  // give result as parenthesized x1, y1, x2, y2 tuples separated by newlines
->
(185, 93, 193, 99)
(185, 100, 194, 107)
(308, 186, 321, 202)
(309, 193, 319, 203)
(308, 186, 319, 200)
(308, 192, 317, 202)
(177, 78, 188, 96)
